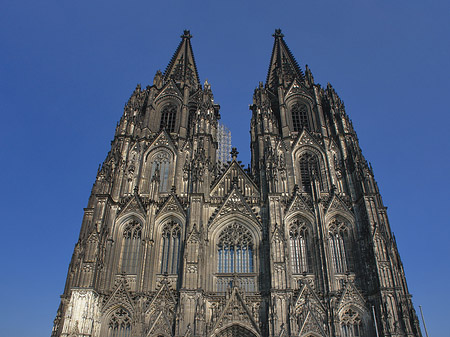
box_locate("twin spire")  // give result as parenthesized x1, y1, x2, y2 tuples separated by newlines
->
(164, 30, 201, 88)
(164, 29, 304, 90)
(266, 29, 304, 89)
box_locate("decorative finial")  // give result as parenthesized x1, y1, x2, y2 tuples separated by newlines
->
(171, 185, 176, 194)
(181, 30, 192, 39)
(230, 147, 239, 160)
(134, 185, 139, 194)
(203, 79, 211, 91)
(273, 29, 284, 38)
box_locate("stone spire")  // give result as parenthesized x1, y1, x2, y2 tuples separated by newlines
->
(164, 30, 201, 89)
(266, 29, 304, 90)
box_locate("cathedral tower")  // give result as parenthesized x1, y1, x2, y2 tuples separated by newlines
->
(52, 30, 422, 337)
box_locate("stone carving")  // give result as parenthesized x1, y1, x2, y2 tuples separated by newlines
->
(211, 287, 260, 335)
(219, 190, 253, 218)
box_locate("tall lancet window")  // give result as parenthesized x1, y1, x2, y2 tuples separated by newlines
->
(161, 220, 181, 274)
(150, 151, 171, 192)
(120, 220, 142, 274)
(291, 102, 309, 132)
(108, 308, 131, 337)
(217, 223, 254, 273)
(299, 152, 322, 194)
(160, 103, 177, 133)
(289, 220, 311, 274)
(328, 220, 350, 274)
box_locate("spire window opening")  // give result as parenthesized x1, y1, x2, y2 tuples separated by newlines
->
(120, 220, 142, 274)
(299, 153, 321, 194)
(291, 103, 309, 132)
(160, 104, 177, 133)
(161, 220, 181, 274)
(217, 223, 254, 273)
(150, 151, 171, 192)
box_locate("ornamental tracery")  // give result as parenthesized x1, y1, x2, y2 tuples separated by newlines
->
(289, 220, 311, 274)
(150, 151, 171, 192)
(328, 219, 350, 274)
(340, 308, 363, 337)
(298, 152, 323, 194)
(160, 103, 177, 133)
(120, 220, 142, 274)
(107, 307, 131, 337)
(217, 223, 254, 273)
(160, 220, 181, 274)
(291, 102, 309, 132)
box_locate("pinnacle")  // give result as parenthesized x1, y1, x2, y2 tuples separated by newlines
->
(181, 29, 192, 39)
(273, 28, 284, 38)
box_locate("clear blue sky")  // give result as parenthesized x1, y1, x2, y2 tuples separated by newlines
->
(1, 1, 449, 336)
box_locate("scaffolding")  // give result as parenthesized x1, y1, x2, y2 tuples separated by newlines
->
(217, 122, 232, 167)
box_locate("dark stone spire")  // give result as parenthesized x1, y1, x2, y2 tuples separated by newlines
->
(266, 29, 304, 90)
(164, 30, 201, 88)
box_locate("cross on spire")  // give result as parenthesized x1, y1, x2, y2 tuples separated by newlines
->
(181, 30, 192, 39)
(230, 147, 239, 160)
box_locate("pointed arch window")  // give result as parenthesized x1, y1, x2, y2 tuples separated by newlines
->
(299, 152, 322, 194)
(108, 308, 131, 337)
(217, 223, 254, 273)
(291, 102, 309, 132)
(120, 220, 142, 274)
(328, 220, 350, 274)
(150, 151, 171, 192)
(340, 308, 363, 337)
(161, 220, 181, 274)
(289, 220, 311, 274)
(160, 103, 177, 133)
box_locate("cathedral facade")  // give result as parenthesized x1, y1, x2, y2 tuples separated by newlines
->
(51, 30, 422, 337)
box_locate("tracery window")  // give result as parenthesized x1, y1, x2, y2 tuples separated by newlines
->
(340, 308, 363, 337)
(299, 152, 321, 194)
(120, 220, 142, 274)
(217, 223, 254, 273)
(328, 220, 349, 274)
(291, 102, 309, 132)
(289, 220, 311, 274)
(161, 220, 181, 274)
(160, 104, 177, 133)
(108, 308, 131, 337)
(150, 151, 171, 192)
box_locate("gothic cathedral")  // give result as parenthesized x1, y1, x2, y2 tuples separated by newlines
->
(51, 30, 422, 337)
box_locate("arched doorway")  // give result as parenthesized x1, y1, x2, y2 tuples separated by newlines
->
(216, 324, 258, 337)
